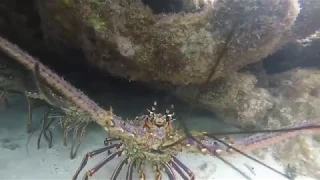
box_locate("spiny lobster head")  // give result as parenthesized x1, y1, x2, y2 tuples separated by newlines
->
(151, 113, 167, 128)
(145, 101, 175, 130)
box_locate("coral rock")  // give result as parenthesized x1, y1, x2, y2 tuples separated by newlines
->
(37, 0, 301, 85)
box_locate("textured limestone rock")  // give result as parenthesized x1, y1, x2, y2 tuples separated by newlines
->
(260, 68, 320, 179)
(170, 71, 274, 128)
(36, 0, 301, 85)
(272, 135, 320, 179)
(263, 68, 320, 128)
(1, 0, 320, 128)
(170, 66, 320, 178)
(170, 65, 320, 129)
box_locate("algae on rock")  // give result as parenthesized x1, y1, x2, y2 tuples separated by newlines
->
(36, 0, 301, 85)
(264, 68, 320, 179)
(171, 71, 274, 128)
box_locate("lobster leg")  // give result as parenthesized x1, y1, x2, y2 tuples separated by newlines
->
(63, 123, 69, 146)
(155, 170, 162, 180)
(104, 137, 121, 145)
(42, 116, 55, 148)
(70, 122, 89, 159)
(171, 160, 189, 180)
(70, 123, 82, 159)
(110, 157, 129, 180)
(104, 136, 120, 155)
(26, 96, 33, 133)
(82, 150, 123, 180)
(138, 169, 146, 180)
(37, 111, 55, 149)
(48, 114, 65, 131)
(164, 163, 176, 180)
(60, 120, 67, 146)
(137, 162, 146, 180)
(63, 120, 81, 146)
(72, 143, 121, 180)
(126, 159, 135, 180)
(171, 156, 195, 180)
(105, 137, 113, 155)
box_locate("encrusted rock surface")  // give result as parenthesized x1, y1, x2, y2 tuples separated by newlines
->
(0, 0, 319, 130)
(168, 71, 274, 128)
(259, 69, 320, 179)
(36, 0, 303, 85)
(1, 0, 320, 178)
(171, 64, 320, 129)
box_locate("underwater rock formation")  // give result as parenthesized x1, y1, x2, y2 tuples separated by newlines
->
(1, 0, 320, 127)
(264, 68, 320, 128)
(261, 69, 320, 179)
(32, 0, 320, 128)
(170, 65, 320, 178)
(168, 71, 274, 128)
(175, 67, 320, 128)
(36, 0, 303, 85)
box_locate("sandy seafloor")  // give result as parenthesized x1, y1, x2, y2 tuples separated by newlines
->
(0, 93, 315, 180)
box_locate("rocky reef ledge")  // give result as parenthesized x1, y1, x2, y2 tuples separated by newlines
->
(0, 0, 319, 127)
(1, 0, 320, 178)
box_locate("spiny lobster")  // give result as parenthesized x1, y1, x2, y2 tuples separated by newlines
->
(27, 88, 93, 159)
(71, 103, 320, 180)
(27, 63, 94, 159)
(1, 36, 320, 180)
(1, 47, 93, 159)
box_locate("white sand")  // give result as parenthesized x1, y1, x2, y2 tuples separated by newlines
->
(0, 94, 314, 180)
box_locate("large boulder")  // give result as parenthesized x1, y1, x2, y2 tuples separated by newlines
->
(1, 0, 320, 128)
(36, 0, 303, 84)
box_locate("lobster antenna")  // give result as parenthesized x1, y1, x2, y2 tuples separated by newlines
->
(209, 135, 291, 179)
(175, 19, 255, 178)
(32, 62, 67, 107)
(206, 125, 320, 136)
(148, 101, 157, 115)
(165, 104, 175, 123)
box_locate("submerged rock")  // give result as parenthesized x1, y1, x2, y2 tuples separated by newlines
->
(32, 0, 320, 128)
(264, 68, 320, 128)
(169, 71, 274, 128)
(36, 0, 302, 85)
(1, 0, 319, 126)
